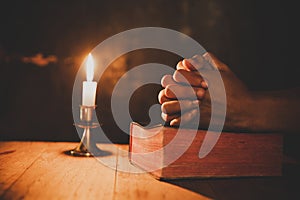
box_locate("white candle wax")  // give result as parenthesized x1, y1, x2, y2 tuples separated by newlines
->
(82, 81, 97, 106)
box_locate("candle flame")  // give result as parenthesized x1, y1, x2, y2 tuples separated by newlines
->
(86, 53, 94, 81)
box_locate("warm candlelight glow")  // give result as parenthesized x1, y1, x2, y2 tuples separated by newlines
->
(86, 53, 94, 81)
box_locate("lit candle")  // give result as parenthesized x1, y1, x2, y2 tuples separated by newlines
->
(82, 53, 97, 106)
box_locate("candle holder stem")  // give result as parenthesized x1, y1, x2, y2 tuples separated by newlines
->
(70, 127, 91, 156)
(69, 105, 101, 157)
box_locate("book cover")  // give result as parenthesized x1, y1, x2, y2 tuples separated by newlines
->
(129, 122, 283, 179)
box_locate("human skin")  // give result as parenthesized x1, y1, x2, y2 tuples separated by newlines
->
(158, 52, 300, 133)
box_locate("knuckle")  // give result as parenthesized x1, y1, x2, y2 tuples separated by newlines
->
(161, 112, 167, 121)
(173, 70, 183, 83)
(196, 88, 205, 98)
(188, 100, 195, 108)
(165, 85, 175, 97)
(161, 103, 168, 113)
(176, 60, 183, 69)
(158, 90, 165, 103)
(195, 77, 203, 86)
(161, 75, 172, 87)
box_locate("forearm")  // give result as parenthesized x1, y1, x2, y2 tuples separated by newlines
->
(244, 89, 300, 133)
(159, 53, 300, 134)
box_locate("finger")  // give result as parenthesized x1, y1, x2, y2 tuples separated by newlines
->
(165, 84, 206, 100)
(182, 59, 194, 70)
(182, 59, 197, 71)
(170, 109, 198, 126)
(201, 79, 209, 88)
(161, 112, 180, 122)
(161, 100, 201, 115)
(176, 60, 185, 70)
(185, 54, 213, 71)
(161, 75, 176, 88)
(177, 60, 194, 71)
(173, 69, 207, 88)
(158, 89, 174, 104)
(180, 53, 228, 72)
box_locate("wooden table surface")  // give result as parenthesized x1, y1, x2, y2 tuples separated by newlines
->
(0, 141, 299, 200)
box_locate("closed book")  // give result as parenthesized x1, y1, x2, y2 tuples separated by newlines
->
(129, 122, 282, 179)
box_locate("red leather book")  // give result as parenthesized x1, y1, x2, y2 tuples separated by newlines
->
(129, 122, 282, 179)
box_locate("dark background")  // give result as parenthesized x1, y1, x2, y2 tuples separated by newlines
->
(0, 0, 298, 144)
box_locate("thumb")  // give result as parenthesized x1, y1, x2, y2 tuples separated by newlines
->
(202, 52, 231, 72)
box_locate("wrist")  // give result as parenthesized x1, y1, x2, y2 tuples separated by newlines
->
(244, 92, 264, 132)
(221, 91, 255, 132)
(245, 92, 280, 132)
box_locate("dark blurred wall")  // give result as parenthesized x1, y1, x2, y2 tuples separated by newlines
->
(0, 0, 298, 142)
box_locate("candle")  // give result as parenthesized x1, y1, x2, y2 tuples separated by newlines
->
(82, 53, 97, 106)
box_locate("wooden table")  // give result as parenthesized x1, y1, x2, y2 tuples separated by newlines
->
(0, 142, 299, 200)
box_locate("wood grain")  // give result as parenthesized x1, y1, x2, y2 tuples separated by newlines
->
(0, 142, 212, 200)
(0, 142, 48, 197)
(114, 145, 210, 200)
(0, 142, 117, 200)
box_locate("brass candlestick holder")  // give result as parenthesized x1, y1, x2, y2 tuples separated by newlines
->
(69, 105, 101, 157)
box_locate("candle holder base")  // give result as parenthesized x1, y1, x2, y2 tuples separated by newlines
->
(70, 144, 92, 157)
(69, 123, 102, 157)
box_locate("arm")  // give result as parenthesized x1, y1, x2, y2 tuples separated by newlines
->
(244, 89, 300, 133)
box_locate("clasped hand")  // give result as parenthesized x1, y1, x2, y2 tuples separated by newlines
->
(158, 52, 251, 130)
